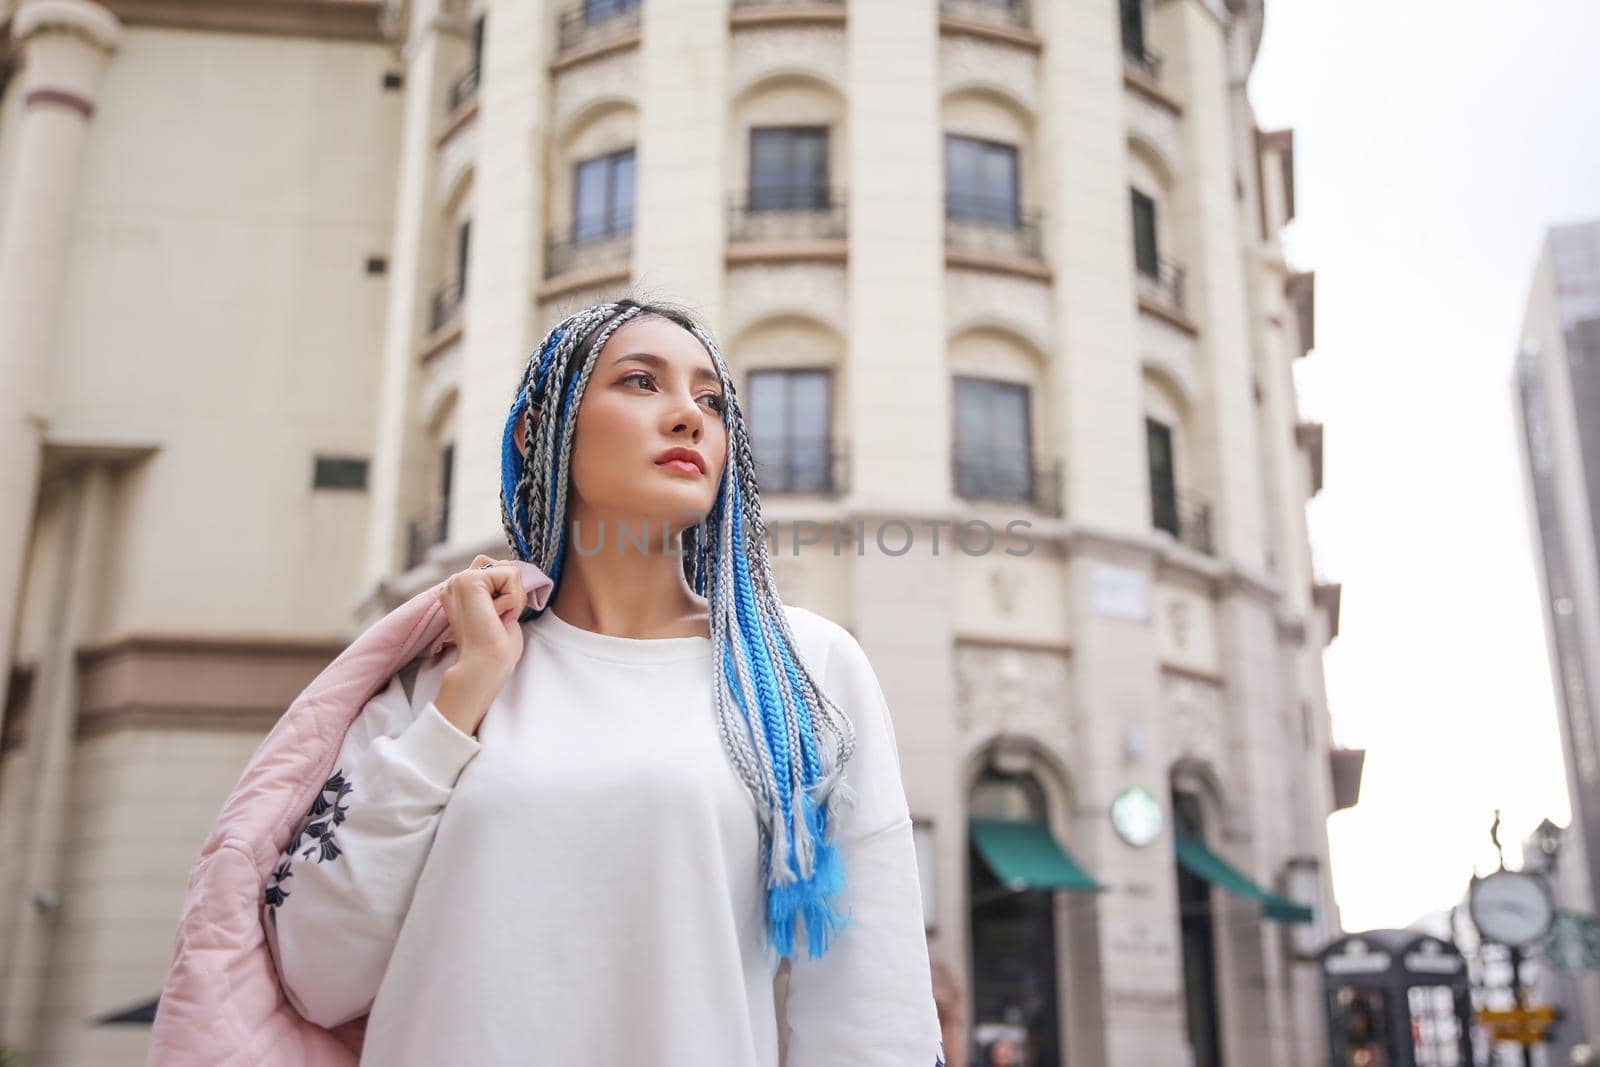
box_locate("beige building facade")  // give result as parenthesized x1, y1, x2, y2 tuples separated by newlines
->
(0, 0, 1349, 1063)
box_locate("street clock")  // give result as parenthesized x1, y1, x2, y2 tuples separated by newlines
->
(1111, 785, 1163, 848)
(1469, 869, 1555, 948)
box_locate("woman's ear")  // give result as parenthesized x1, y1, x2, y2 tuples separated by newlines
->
(515, 411, 534, 460)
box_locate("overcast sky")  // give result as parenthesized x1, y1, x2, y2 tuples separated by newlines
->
(1247, 0, 1600, 931)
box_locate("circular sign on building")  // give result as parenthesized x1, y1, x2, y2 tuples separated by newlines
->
(1469, 869, 1555, 947)
(1111, 785, 1163, 848)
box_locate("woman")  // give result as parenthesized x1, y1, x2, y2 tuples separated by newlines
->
(262, 299, 945, 1065)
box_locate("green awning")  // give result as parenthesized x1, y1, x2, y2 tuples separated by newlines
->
(1176, 834, 1313, 924)
(970, 819, 1103, 893)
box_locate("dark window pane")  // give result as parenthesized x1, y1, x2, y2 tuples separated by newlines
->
(573, 149, 634, 244)
(749, 369, 832, 492)
(1121, 0, 1145, 56)
(574, 157, 610, 242)
(456, 219, 471, 289)
(1132, 189, 1159, 277)
(584, 0, 637, 23)
(1146, 417, 1178, 536)
(946, 136, 1019, 228)
(610, 149, 635, 233)
(313, 456, 368, 490)
(945, 136, 980, 216)
(470, 14, 485, 69)
(750, 127, 829, 210)
(954, 377, 1032, 500)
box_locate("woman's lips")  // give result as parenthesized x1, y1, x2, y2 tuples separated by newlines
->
(657, 459, 702, 476)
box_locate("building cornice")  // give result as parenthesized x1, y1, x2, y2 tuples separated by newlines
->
(94, 0, 383, 43)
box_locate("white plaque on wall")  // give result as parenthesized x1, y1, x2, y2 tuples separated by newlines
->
(1091, 563, 1150, 622)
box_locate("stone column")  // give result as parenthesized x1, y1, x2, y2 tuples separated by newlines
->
(0, 463, 113, 1050)
(633, 0, 727, 323)
(0, 0, 120, 764)
(450, 0, 552, 550)
(845, 0, 944, 508)
(363, 0, 455, 590)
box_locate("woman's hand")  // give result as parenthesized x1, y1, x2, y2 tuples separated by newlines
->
(432, 555, 528, 736)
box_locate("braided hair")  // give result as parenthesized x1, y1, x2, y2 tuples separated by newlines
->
(498, 298, 859, 962)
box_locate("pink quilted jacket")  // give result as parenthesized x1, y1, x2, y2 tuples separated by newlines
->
(147, 562, 554, 1066)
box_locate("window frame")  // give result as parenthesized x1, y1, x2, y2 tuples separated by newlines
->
(571, 146, 636, 245)
(952, 375, 1035, 503)
(944, 134, 1022, 230)
(1131, 188, 1160, 278)
(746, 367, 835, 494)
(747, 125, 831, 212)
(1145, 416, 1178, 537)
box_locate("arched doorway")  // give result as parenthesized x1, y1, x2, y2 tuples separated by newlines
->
(1173, 788, 1224, 1067)
(969, 769, 1063, 1067)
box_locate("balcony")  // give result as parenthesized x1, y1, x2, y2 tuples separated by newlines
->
(752, 435, 848, 496)
(1137, 257, 1188, 321)
(446, 65, 479, 117)
(1153, 491, 1213, 556)
(405, 502, 449, 570)
(429, 278, 464, 335)
(727, 186, 847, 246)
(544, 219, 632, 280)
(556, 0, 641, 58)
(1123, 44, 1164, 81)
(940, 0, 1030, 30)
(945, 195, 1045, 270)
(953, 453, 1063, 517)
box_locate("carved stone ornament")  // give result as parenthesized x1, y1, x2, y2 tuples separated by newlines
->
(954, 643, 1072, 735)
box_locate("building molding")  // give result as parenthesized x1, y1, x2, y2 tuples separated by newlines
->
(725, 240, 847, 267)
(549, 30, 639, 75)
(1123, 68, 1182, 115)
(729, 4, 846, 31)
(92, 0, 381, 43)
(936, 15, 1041, 53)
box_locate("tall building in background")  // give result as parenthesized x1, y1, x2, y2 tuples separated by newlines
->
(1514, 218, 1600, 1040)
(0, 0, 1348, 1063)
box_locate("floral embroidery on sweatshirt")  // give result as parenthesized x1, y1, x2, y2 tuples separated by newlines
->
(264, 770, 354, 910)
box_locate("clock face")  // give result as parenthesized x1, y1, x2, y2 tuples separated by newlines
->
(1470, 871, 1555, 947)
(1111, 786, 1163, 848)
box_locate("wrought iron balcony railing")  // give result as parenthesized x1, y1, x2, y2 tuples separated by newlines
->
(940, 0, 1031, 30)
(1124, 44, 1164, 80)
(1154, 491, 1213, 555)
(1137, 257, 1186, 316)
(945, 195, 1045, 263)
(447, 65, 479, 115)
(430, 278, 465, 334)
(751, 435, 848, 496)
(405, 502, 449, 570)
(557, 0, 641, 55)
(727, 187, 847, 244)
(545, 218, 633, 279)
(953, 454, 1063, 517)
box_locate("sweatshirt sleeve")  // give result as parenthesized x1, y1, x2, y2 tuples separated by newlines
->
(263, 652, 482, 1029)
(782, 626, 946, 1067)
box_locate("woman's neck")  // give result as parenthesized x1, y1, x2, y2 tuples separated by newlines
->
(548, 512, 709, 639)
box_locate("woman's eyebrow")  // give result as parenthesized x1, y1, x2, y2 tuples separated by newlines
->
(613, 351, 721, 387)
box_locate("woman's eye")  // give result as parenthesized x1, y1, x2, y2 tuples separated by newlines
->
(622, 371, 654, 390)
(700, 394, 726, 413)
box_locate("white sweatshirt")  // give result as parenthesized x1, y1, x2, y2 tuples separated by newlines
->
(264, 602, 945, 1066)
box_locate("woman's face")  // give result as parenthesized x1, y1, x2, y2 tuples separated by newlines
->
(562, 314, 729, 533)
